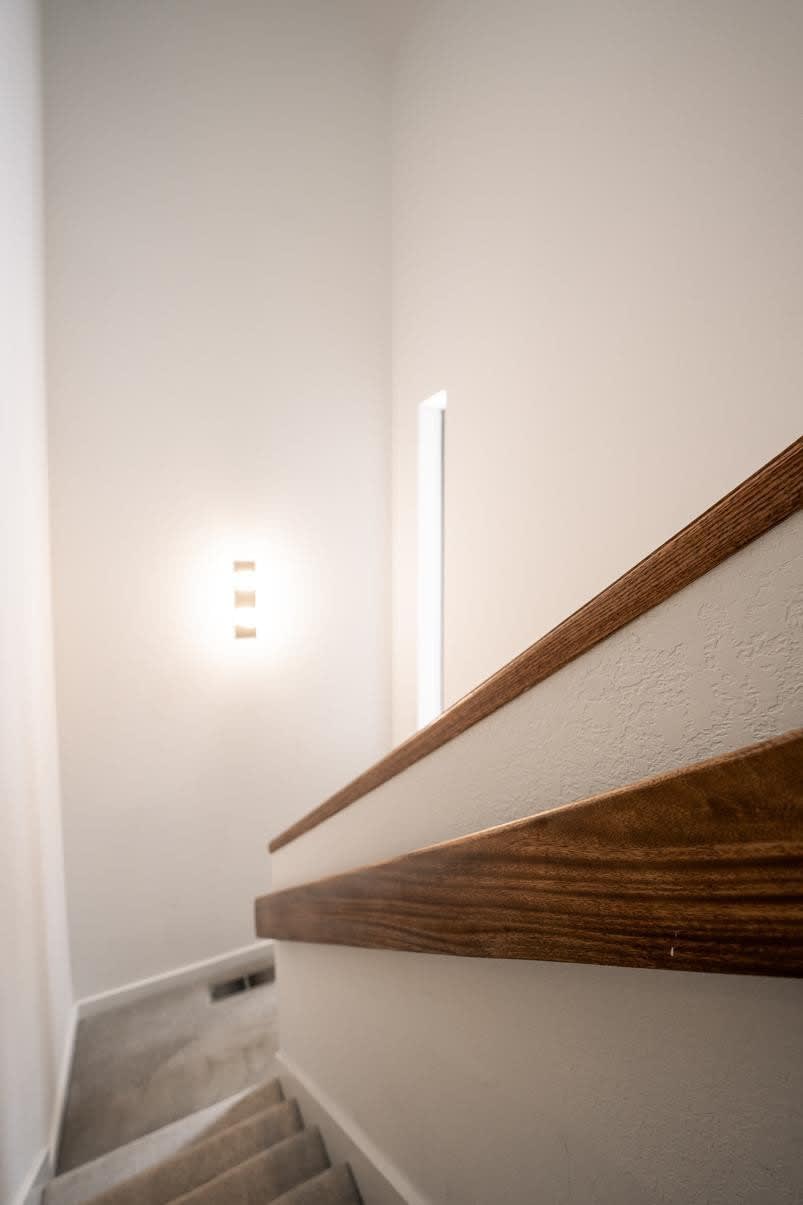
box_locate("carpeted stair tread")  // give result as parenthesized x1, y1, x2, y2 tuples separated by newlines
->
(185, 1077, 284, 1143)
(44, 1078, 285, 1205)
(167, 1127, 330, 1205)
(83, 1100, 303, 1205)
(270, 1165, 362, 1205)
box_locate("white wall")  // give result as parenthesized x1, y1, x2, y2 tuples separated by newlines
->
(44, 0, 392, 998)
(0, 0, 74, 1199)
(391, 0, 803, 739)
(273, 515, 803, 1205)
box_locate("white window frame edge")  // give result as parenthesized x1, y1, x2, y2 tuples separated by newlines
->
(417, 390, 447, 729)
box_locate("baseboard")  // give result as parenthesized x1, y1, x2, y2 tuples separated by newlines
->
(48, 1004, 79, 1165)
(276, 1051, 425, 1205)
(13, 1147, 50, 1205)
(77, 940, 273, 1020)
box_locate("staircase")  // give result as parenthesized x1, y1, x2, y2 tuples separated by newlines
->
(44, 1077, 361, 1205)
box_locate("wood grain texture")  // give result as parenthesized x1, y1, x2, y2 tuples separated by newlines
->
(270, 438, 803, 852)
(258, 731, 803, 976)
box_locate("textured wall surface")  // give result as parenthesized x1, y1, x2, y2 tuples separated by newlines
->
(273, 515, 803, 1205)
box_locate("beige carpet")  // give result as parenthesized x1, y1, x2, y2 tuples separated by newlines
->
(57, 973, 279, 1173)
(47, 1081, 361, 1205)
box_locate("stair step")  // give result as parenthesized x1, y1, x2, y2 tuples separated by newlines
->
(167, 1127, 329, 1204)
(184, 1076, 285, 1136)
(82, 1100, 302, 1205)
(271, 1165, 362, 1205)
(44, 1078, 284, 1205)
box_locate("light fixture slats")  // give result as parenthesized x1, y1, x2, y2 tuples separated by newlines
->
(233, 560, 257, 638)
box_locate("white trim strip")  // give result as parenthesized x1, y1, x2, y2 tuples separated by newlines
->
(417, 390, 447, 730)
(77, 940, 273, 1019)
(48, 1005, 78, 1164)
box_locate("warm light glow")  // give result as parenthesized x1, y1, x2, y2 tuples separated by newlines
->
(183, 533, 312, 665)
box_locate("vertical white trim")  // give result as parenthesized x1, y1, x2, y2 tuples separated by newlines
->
(48, 1004, 78, 1164)
(417, 391, 447, 729)
(12, 1148, 50, 1205)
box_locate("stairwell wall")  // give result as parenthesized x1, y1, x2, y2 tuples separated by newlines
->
(43, 0, 393, 998)
(0, 0, 75, 1200)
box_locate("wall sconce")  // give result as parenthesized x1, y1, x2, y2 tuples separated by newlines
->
(233, 560, 256, 638)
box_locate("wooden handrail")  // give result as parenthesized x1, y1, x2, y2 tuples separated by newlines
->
(258, 730, 803, 977)
(270, 437, 802, 852)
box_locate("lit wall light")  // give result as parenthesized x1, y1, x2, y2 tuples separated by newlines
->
(234, 560, 257, 638)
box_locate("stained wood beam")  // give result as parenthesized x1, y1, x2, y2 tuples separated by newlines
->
(257, 730, 803, 977)
(270, 438, 803, 852)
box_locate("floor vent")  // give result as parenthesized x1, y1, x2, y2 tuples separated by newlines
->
(209, 964, 275, 1002)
